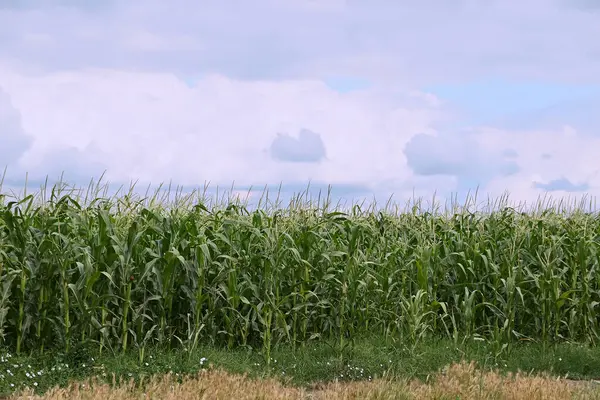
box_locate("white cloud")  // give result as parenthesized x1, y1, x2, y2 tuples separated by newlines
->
(403, 130, 519, 183)
(2, 0, 600, 84)
(0, 83, 106, 185)
(0, 65, 444, 197)
(0, 87, 33, 167)
(478, 125, 600, 203)
(1, 0, 599, 206)
(3, 63, 600, 206)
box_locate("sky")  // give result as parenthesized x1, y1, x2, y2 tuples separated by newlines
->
(1, 0, 600, 211)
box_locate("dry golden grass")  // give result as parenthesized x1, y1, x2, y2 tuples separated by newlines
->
(11, 361, 600, 400)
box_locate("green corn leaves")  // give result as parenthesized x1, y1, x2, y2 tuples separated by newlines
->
(0, 182, 599, 359)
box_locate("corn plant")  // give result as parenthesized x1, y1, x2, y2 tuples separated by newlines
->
(0, 178, 599, 361)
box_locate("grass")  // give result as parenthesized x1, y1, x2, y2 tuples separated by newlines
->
(11, 363, 600, 400)
(1, 337, 600, 396)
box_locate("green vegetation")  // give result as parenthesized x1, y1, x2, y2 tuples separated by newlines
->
(1, 175, 600, 394)
(1, 337, 600, 395)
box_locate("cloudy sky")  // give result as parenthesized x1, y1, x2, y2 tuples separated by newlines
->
(1, 0, 600, 209)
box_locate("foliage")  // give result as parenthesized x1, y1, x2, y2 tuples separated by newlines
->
(1, 177, 600, 362)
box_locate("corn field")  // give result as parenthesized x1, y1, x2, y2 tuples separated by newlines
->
(1, 178, 600, 359)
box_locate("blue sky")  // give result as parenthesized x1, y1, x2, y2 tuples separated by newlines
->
(426, 79, 600, 125)
(1, 0, 600, 209)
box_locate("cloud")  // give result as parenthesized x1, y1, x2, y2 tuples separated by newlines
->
(474, 125, 600, 203)
(270, 129, 327, 163)
(324, 77, 371, 93)
(0, 87, 32, 167)
(0, 65, 445, 198)
(3, 146, 107, 189)
(0, 0, 115, 12)
(403, 131, 519, 186)
(1, 1, 599, 207)
(0, 86, 105, 186)
(399, 122, 600, 203)
(1, 0, 600, 85)
(29, 146, 107, 183)
(564, 0, 600, 12)
(502, 149, 518, 159)
(534, 178, 590, 192)
(3, 61, 600, 206)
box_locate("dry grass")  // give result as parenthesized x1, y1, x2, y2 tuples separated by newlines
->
(10, 361, 600, 400)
